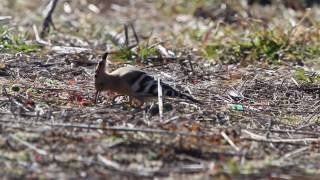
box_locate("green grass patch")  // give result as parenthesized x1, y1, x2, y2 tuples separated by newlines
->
(138, 44, 157, 60)
(0, 25, 40, 53)
(294, 68, 320, 83)
(113, 45, 137, 62)
(109, 42, 157, 64)
(203, 29, 320, 65)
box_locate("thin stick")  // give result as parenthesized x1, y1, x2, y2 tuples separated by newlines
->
(281, 146, 310, 160)
(243, 130, 320, 143)
(157, 76, 163, 121)
(98, 154, 154, 177)
(98, 154, 121, 169)
(130, 23, 139, 45)
(221, 131, 240, 151)
(9, 134, 47, 155)
(244, 128, 320, 136)
(291, 77, 300, 88)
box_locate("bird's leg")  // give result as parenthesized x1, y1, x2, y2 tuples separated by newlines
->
(94, 91, 100, 104)
(41, 0, 59, 38)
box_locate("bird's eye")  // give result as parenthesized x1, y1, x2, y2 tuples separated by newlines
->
(94, 75, 97, 78)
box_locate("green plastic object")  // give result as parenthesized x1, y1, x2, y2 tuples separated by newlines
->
(230, 104, 244, 111)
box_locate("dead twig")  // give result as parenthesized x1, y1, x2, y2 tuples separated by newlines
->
(124, 23, 139, 49)
(280, 146, 310, 160)
(98, 154, 207, 176)
(242, 130, 320, 144)
(221, 131, 240, 151)
(97, 154, 154, 177)
(98, 154, 121, 169)
(9, 134, 47, 155)
(130, 23, 139, 45)
(157, 76, 163, 121)
(245, 128, 320, 137)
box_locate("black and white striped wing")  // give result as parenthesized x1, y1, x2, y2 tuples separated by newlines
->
(123, 71, 158, 97)
(119, 67, 201, 103)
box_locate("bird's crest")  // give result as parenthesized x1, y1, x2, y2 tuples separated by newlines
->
(96, 52, 109, 74)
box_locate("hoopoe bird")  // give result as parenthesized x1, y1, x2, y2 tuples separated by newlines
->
(94, 52, 201, 106)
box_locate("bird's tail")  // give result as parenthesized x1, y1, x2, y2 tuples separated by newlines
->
(179, 92, 202, 104)
(161, 84, 202, 104)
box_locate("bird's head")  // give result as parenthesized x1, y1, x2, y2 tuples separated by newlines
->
(94, 52, 110, 91)
(95, 52, 108, 75)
